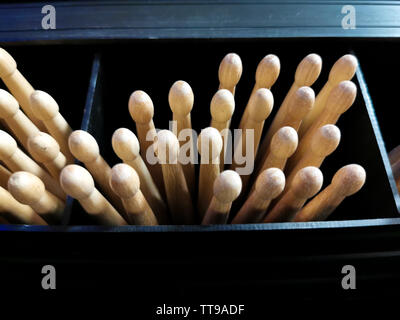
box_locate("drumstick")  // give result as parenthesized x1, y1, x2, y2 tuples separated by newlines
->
(0, 88, 40, 151)
(154, 129, 195, 224)
(112, 128, 168, 224)
(232, 88, 274, 176)
(68, 130, 125, 215)
(262, 54, 321, 152)
(285, 124, 340, 187)
(197, 127, 223, 218)
(391, 160, 400, 191)
(128, 90, 165, 196)
(0, 163, 11, 188)
(201, 170, 242, 225)
(60, 164, 127, 226)
(210, 89, 235, 171)
(264, 166, 323, 222)
(218, 53, 243, 95)
(30, 90, 74, 164)
(0, 185, 47, 225)
(389, 145, 400, 165)
(8, 171, 64, 224)
(286, 80, 357, 172)
(295, 164, 366, 222)
(257, 126, 298, 174)
(28, 132, 67, 180)
(110, 163, 158, 226)
(232, 168, 285, 224)
(0, 130, 66, 200)
(0, 47, 46, 130)
(299, 54, 358, 137)
(168, 80, 195, 196)
(256, 86, 314, 170)
(239, 54, 280, 128)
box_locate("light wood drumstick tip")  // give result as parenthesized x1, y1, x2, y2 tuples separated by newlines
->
(329, 54, 358, 84)
(59, 164, 95, 200)
(154, 129, 180, 163)
(294, 53, 322, 86)
(7, 171, 46, 205)
(311, 124, 341, 157)
(247, 88, 274, 121)
(291, 166, 323, 199)
(0, 88, 19, 118)
(0, 129, 18, 158)
(325, 80, 357, 114)
(218, 53, 243, 89)
(128, 90, 154, 124)
(112, 128, 140, 161)
(332, 164, 366, 197)
(255, 54, 280, 88)
(198, 127, 223, 162)
(270, 126, 298, 159)
(0, 47, 17, 78)
(287, 86, 315, 118)
(168, 80, 194, 117)
(210, 89, 235, 123)
(255, 168, 286, 200)
(29, 90, 59, 121)
(109, 163, 140, 199)
(28, 131, 61, 163)
(213, 170, 242, 204)
(68, 130, 99, 163)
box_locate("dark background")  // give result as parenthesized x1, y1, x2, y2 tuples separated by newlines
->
(2, 0, 400, 309)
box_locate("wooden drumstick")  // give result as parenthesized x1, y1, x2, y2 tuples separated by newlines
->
(257, 86, 314, 170)
(299, 54, 358, 137)
(0, 88, 40, 151)
(68, 130, 125, 215)
(30, 90, 74, 164)
(0, 186, 47, 225)
(262, 54, 321, 155)
(210, 89, 235, 171)
(286, 80, 357, 172)
(197, 127, 223, 218)
(202, 170, 242, 225)
(233, 88, 274, 174)
(258, 127, 298, 174)
(168, 80, 195, 196)
(264, 166, 323, 222)
(389, 145, 400, 165)
(110, 163, 158, 226)
(0, 163, 11, 188)
(8, 171, 64, 224)
(240, 54, 280, 127)
(128, 90, 164, 195)
(285, 124, 340, 187)
(391, 160, 400, 191)
(60, 164, 127, 225)
(0, 130, 66, 200)
(154, 130, 194, 224)
(112, 128, 168, 224)
(233, 168, 285, 224)
(0, 47, 45, 130)
(295, 164, 366, 222)
(218, 53, 243, 95)
(28, 132, 67, 180)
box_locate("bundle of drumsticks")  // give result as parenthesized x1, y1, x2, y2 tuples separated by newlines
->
(0, 47, 366, 226)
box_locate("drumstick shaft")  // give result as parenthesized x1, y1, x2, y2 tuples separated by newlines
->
(0, 186, 47, 225)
